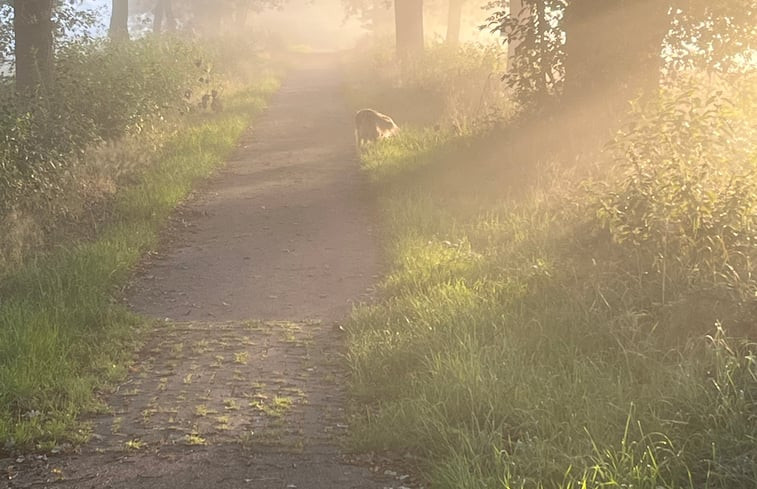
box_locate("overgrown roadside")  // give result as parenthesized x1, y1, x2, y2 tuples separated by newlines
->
(0, 45, 280, 452)
(2, 53, 409, 489)
(345, 44, 757, 489)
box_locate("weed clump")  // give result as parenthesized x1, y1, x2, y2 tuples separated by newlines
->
(346, 41, 510, 132)
(348, 57, 757, 488)
(0, 35, 267, 270)
(0, 35, 279, 452)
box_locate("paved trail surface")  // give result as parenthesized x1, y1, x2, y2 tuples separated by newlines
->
(3, 54, 411, 489)
(133, 54, 378, 322)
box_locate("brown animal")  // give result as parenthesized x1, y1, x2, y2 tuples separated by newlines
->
(354, 108, 399, 149)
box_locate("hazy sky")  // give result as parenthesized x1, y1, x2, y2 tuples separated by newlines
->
(81, 0, 109, 35)
(253, 0, 368, 50)
(57, 1, 496, 49)
(75, 0, 368, 49)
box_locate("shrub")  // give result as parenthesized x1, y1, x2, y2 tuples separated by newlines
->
(593, 74, 757, 338)
(0, 36, 220, 269)
(347, 70, 757, 488)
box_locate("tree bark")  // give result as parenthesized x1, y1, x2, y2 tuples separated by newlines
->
(446, 0, 463, 47)
(533, 0, 548, 97)
(109, 0, 130, 41)
(14, 0, 55, 95)
(506, 0, 529, 71)
(153, 0, 175, 33)
(165, 0, 176, 32)
(562, 0, 672, 109)
(395, 0, 424, 59)
(153, 0, 164, 33)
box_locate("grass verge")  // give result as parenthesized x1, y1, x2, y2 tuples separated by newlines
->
(347, 120, 756, 489)
(0, 78, 279, 453)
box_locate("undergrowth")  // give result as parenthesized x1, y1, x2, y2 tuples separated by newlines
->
(0, 35, 275, 270)
(0, 39, 279, 452)
(344, 41, 510, 131)
(347, 62, 757, 489)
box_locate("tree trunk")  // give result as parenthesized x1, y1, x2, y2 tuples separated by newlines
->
(505, 0, 529, 72)
(153, 0, 164, 33)
(446, 0, 463, 47)
(562, 0, 672, 109)
(235, 1, 250, 28)
(395, 0, 424, 59)
(109, 0, 130, 41)
(153, 0, 175, 33)
(165, 0, 176, 32)
(533, 0, 548, 97)
(14, 0, 55, 95)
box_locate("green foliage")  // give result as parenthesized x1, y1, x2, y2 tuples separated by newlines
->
(595, 77, 757, 326)
(0, 84, 276, 453)
(402, 43, 510, 131)
(485, 0, 756, 108)
(0, 22, 280, 450)
(0, 36, 227, 268)
(666, 1, 757, 73)
(0, 3, 11, 62)
(1, 36, 206, 209)
(348, 72, 757, 489)
(485, 0, 565, 108)
(0, 1, 99, 63)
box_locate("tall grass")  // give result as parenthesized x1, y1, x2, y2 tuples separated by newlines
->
(346, 66, 757, 488)
(0, 35, 278, 270)
(0, 74, 279, 453)
(344, 41, 510, 131)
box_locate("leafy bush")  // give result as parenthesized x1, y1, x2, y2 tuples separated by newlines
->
(347, 71, 757, 488)
(593, 75, 757, 338)
(0, 36, 220, 268)
(0, 41, 278, 451)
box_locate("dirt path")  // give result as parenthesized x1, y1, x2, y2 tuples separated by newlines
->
(131, 53, 379, 322)
(2, 54, 414, 489)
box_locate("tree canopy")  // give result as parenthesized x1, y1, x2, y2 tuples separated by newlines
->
(487, 0, 756, 110)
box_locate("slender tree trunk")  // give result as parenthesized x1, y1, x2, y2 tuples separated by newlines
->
(395, 0, 424, 60)
(370, 2, 381, 37)
(165, 0, 176, 32)
(506, 0, 528, 72)
(109, 0, 129, 41)
(14, 0, 55, 95)
(446, 0, 463, 47)
(153, 0, 164, 33)
(153, 0, 175, 33)
(533, 0, 548, 97)
(235, 1, 250, 28)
